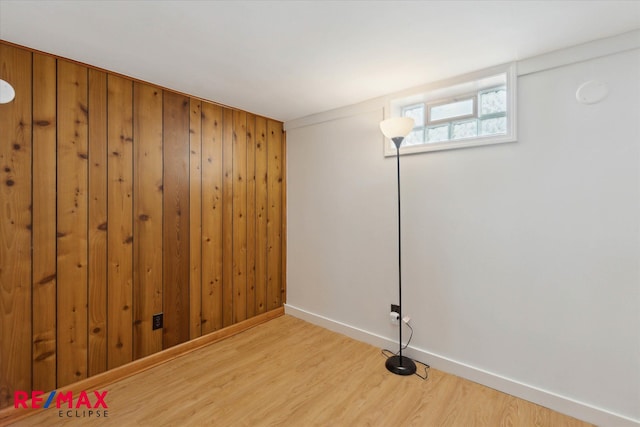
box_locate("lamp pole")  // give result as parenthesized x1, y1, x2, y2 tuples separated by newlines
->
(393, 138, 404, 364)
(395, 139, 404, 361)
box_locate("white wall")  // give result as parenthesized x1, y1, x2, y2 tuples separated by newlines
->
(286, 33, 640, 427)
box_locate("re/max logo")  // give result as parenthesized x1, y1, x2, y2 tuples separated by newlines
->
(14, 390, 108, 409)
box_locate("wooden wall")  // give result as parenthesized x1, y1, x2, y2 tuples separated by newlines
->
(0, 42, 286, 408)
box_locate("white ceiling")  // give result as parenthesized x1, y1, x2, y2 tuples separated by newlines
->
(0, 1, 639, 122)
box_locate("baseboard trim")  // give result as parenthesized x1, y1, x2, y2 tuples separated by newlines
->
(284, 303, 639, 427)
(0, 307, 285, 426)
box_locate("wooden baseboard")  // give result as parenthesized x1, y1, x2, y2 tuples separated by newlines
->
(0, 307, 284, 426)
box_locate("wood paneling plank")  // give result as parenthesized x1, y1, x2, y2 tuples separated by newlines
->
(254, 116, 268, 315)
(133, 82, 163, 359)
(266, 120, 283, 311)
(0, 44, 32, 409)
(281, 130, 287, 305)
(232, 110, 247, 323)
(189, 98, 202, 340)
(222, 108, 234, 327)
(31, 52, 57, 393)
(162, 91, 190, 349)
(201, 103, 223, 335)
(107, 74, 134, 370)
(246, 114, 257, 318)
(88, 68, 108, 377)
(56, 59, 89, 387)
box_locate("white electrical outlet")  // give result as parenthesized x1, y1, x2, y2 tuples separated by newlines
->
(390, 311, 400, 325)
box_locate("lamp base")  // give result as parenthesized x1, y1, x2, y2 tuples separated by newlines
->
(385, 355, 417, 376)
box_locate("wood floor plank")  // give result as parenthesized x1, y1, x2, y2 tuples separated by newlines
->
(11, 316, 595, 427)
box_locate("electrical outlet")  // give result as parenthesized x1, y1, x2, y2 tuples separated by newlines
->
(390, 311, 400, 325)
(152, 313, 163, 330)
(390, 304, 400, 325)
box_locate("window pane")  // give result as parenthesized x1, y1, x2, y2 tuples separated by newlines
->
(430, 99, 474, 122)
(404, 128, 424, 146)
(427, 125, 449, 142)
(480, 116, 507, 135)
(402, 104, 424, 127)
(452, 120, 478, 140)
(480, 88, 506, 115)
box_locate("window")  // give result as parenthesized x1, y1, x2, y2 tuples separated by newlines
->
(384, 63, 516, 156)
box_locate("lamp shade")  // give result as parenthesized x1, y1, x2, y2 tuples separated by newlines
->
(379, 117, 414, 139)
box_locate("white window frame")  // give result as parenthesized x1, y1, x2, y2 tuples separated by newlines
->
(383, 63, 517, 156)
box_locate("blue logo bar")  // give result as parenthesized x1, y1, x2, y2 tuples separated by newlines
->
(44, 391, 56, 409)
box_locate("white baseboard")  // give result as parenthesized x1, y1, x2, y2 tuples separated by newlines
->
(284, 303, 639, 427)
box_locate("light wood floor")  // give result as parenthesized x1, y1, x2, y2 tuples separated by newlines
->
(12, 315, 593, 426)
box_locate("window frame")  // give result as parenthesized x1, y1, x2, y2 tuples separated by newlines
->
(383, 63, 517, 156)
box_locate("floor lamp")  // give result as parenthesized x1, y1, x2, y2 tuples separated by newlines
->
(379, 117, 417, 376)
